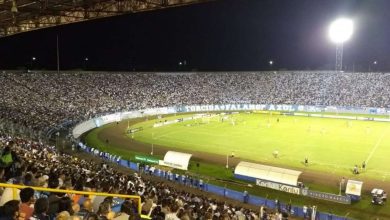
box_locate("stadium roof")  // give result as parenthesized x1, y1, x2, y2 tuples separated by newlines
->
(0, 0, 210, 37)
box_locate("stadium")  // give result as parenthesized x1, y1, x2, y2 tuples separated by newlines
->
(1, 1, 390, 220)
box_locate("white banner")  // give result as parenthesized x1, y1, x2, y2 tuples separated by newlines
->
(255, 179, 301, 195)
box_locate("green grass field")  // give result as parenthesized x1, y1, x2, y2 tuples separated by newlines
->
(83, 112, 390, 219)
(129, 112, 390, 180)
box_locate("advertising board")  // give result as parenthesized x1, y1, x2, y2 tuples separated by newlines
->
(255, 179, 301, 195)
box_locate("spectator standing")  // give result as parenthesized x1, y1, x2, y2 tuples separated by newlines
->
(113, 200, 133, 220)
(303, 205, 308, 219)
(19, 187, 35, 220)
(30, 197, 50, 220)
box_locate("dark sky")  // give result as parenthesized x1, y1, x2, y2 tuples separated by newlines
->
(0, 0, 389, 71)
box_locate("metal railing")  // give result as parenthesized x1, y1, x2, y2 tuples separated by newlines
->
(0, 183, 143, 217)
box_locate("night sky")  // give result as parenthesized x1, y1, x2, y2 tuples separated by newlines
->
(0, 0, 389, 71)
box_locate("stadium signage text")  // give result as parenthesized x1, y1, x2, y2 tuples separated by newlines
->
(301, 189, 351, 204)
(255, 179, 301, 195)
(159, 160, 185, 170)
(180, 104, 326, 113)
(183, 104, 294, 112)
(134, 155, 159, 164)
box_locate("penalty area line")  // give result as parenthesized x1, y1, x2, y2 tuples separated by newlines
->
(365, 128, 388, 165)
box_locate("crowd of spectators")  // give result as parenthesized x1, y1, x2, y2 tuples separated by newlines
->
(0, 134, 289, 220)
(1, 70, 388, 219)
(1, 71, 390, 134)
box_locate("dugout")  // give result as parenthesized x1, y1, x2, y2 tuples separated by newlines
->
(159, 151, 192, 170)
(234, 161, 302, 186)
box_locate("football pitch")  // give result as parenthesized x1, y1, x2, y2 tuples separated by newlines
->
(128, 112, 390, 180)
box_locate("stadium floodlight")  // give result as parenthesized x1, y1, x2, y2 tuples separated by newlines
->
(269, 60, 273, 65)
(329, 18, 353, 44)
(84, 57, 89, 61)
(32, 57, 36, 61)
(369, 60, 378, 72)
(328, 18, 353, 72)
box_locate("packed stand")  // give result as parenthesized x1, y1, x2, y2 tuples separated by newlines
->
(0, 134, 291, 220)
(1, 71, 390, 134)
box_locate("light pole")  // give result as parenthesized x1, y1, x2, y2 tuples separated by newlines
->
(226, 154, 229, 169)
(269, 60, 273, 70)
(84, 57, 89, 70)
(178, 60, 187, 70)
(370, 60, 377, 72)
(368, 61, 377, 72)
(328, 18, 354, 72)
(30, 57, 37, 70)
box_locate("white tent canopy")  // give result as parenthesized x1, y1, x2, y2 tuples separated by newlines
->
(235, 161, 302, 186)
(159, 151, 192, 170)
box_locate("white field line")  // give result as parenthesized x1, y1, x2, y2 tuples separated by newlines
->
(365, 128, 388, 165)
(158, 135, 353, 168)
(181, 129, 370, 155)
(150, 118, 390, 176)
(154, 135, 255, 154)
(152, 130, 181, 139)
(154, 133, 390, 175)
(154, 131, 367, 166)
(152, 125, 377, 155)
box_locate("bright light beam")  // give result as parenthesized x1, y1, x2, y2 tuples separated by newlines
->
(329, 18, 354, 44)
(328, 18, 353, 71)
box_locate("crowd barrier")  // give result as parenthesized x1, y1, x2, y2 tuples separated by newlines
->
(79, 145, 350, 220)
(0, 183, 146, 218)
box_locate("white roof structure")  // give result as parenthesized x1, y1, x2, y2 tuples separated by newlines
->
(235, 161, 302, 186)
(160, 151, 192, 170)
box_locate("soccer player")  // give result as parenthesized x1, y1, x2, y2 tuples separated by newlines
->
(304, 157, 308, 166)
(273, 150, 279, 158)
(362, 161, 366, 171)
(353, 165, 359, 174)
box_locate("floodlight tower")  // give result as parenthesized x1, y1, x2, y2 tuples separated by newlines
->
(328, 18, 353, 72)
